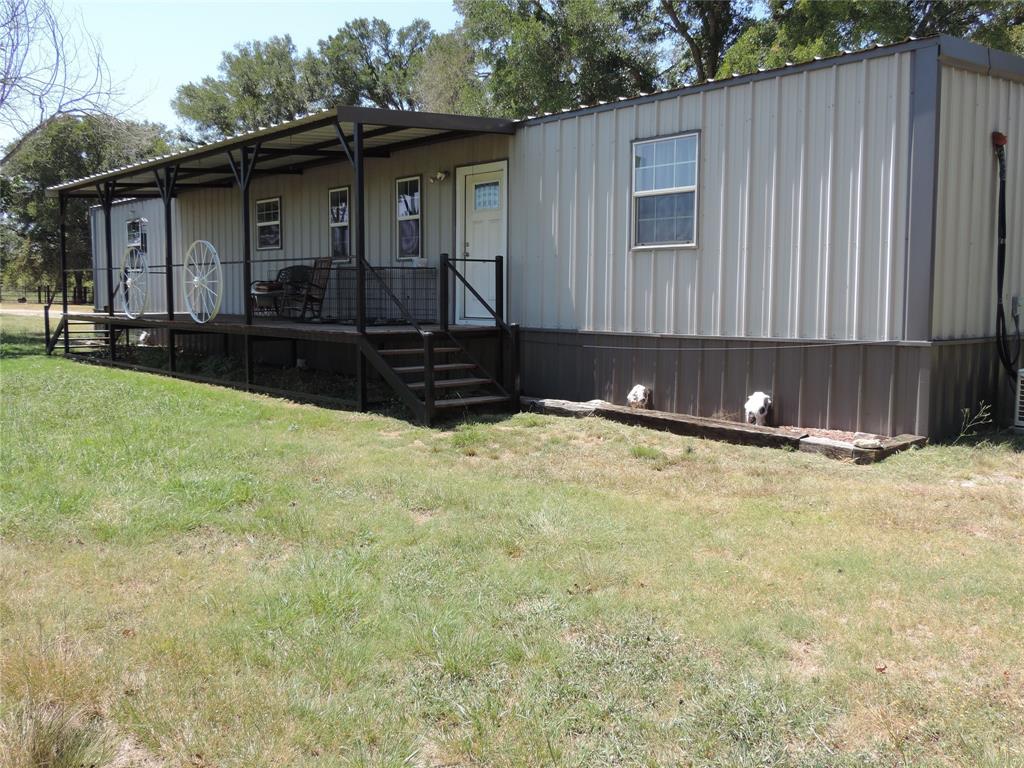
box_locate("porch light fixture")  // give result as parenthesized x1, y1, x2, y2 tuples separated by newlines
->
(429, 170, 449, 184)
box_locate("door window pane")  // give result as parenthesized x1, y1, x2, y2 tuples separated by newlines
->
(474, 181, 500, 210)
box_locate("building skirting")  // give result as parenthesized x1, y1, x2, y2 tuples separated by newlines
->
(518, 329, 1012, 440)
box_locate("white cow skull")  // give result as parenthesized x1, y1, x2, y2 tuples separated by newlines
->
(744, 391, 772, 426)
(627, 384, 651, 409)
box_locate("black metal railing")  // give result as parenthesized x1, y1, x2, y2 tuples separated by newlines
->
(322, 264, 437, 325)
(440, 253, 519, 399)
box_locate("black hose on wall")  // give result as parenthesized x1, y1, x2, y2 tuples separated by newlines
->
(992, 132, 1021, 383)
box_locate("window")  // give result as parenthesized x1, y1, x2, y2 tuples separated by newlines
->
(474, 181, 500, 210)
(255, 197, 281, 250)
(632, 133, 698, 247)
(126, 218, 148, 252)
(395, 176, 421, 260)
(328, 187, 350, 260)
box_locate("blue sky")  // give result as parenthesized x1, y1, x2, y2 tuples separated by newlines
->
(2, 1, 460, 144)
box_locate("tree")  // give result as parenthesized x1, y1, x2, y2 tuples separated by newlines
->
(307, 18, 433, 112)
(719, 0, 1024, 78)
(1, 0, 123, 149)
(172, 20, 434, 141)
(413, 28, 491, 115)
(656, 0, 753, 83)
(0, 116, 173, 291)
(457, 0, 661, 118)
(173, 35, 315, 144)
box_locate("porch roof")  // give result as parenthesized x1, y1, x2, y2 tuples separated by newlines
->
(47, 105, 516, 199)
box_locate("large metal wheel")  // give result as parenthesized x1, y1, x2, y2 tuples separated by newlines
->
(120, 246, 149, 319)
(183, 240, 223, 324)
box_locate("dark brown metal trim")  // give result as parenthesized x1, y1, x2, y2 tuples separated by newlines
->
(336, 105, 515, 134)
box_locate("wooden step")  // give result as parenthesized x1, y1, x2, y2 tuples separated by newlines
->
(408, 377, 492, 391)
(392, 362, 476, 374)
(378, 346, 460, 357)
(434, 394, 509, 409)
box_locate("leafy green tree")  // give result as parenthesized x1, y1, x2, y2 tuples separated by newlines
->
(457, 0, 661, 118)
(173, 35, 315, 144)
(0, 115, 173, 291)
(172, 21, 434, 141)
(720, 0, 1024, 77)
(412, 28, 491, 115)
(656, 0, 753, 84)
(306, 18, 433, 112)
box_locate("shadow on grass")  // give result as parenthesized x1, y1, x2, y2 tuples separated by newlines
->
(0, 322, 46, 359)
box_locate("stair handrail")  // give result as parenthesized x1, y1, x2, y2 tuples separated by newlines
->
(441, 254, 520, 399)
(442, 255, 511, 334)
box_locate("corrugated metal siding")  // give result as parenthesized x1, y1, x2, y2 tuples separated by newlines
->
(932, 65, 1024, 340)
(174, 135, 510, 317)
(510, 52, 912, 341)
(90, 198, 172, 314)
(519, 329, 933, 436)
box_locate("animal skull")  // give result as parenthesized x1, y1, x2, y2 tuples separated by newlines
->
(744, 391, 772, 426)
(627, 384, 651, 409)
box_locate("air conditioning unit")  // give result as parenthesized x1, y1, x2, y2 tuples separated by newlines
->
(1017, 370, 1024, 431)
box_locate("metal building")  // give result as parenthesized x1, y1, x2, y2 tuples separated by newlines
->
(49, 35, 1023, 438)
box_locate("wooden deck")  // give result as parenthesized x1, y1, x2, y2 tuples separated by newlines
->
(64, 312, 499, 343)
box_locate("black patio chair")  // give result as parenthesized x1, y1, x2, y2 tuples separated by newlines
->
(250, 265, 312, 318)
(278, 259, 331, 321)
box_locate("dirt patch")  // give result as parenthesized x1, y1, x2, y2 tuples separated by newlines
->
(409, 507, 437, 525)
(413, 736, 463, 767)
(788, 639, 824, 680)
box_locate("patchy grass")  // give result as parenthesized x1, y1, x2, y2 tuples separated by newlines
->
(2, 312, 1023, 767)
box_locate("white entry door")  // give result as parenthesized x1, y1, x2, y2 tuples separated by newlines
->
(455, 161, 507, 324)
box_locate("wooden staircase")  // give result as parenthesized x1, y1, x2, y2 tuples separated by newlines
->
(358, 328, 514, 424)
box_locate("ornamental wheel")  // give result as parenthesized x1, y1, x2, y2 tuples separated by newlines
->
(183, 240, 223, 324)
(120, 246, 149, 319)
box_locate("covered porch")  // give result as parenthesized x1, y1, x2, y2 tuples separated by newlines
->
(47, 106, 520, 424)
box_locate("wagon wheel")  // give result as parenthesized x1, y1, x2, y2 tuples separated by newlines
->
(183, 240, 223, 324)
(120, 245, 149, 319)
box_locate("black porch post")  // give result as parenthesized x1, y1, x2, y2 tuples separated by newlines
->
(228, 145, 260, 388)
(155, 166, 178, 371)
(155, 166, 178, 320)
(98, 182, 116, 359)
(353, 122, 366, 334)
(58, 193, 69, 353)
(353, 122, 368, 410)
(99, 182, 115, 316)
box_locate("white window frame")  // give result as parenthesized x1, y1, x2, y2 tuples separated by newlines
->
(631, 131, 699, 250)
(255, 196, 282, 251)
(395, 175, 422, 261)
(328, 186, 351, 262)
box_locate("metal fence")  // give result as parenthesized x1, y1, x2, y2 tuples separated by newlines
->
(0, 284, 93, 305)
(322, 266, 438, 325)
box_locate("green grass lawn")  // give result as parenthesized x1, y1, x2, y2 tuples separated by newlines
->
(2, 313, 1023, 767)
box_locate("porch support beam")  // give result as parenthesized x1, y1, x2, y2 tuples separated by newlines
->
(58, 193, 69, 353)
(364, 130, 476, 158)
(154, 165, 178, 320)
(96, 180, 118, 361)
(353, 122, 366, 334)
(226, 143, 261, 389)
(96, 180, 116, 318)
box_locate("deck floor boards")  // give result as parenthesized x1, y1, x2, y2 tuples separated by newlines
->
(64, 312, 498, 343)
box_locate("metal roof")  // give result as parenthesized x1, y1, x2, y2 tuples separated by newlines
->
(48, 106, 515, 198)
(48, 34, 1024, 198)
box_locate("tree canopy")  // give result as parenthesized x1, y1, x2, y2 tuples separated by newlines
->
(0, 115, 173, 288)
(720, 0, 1024, 77)
(172, 20, 434, 143)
